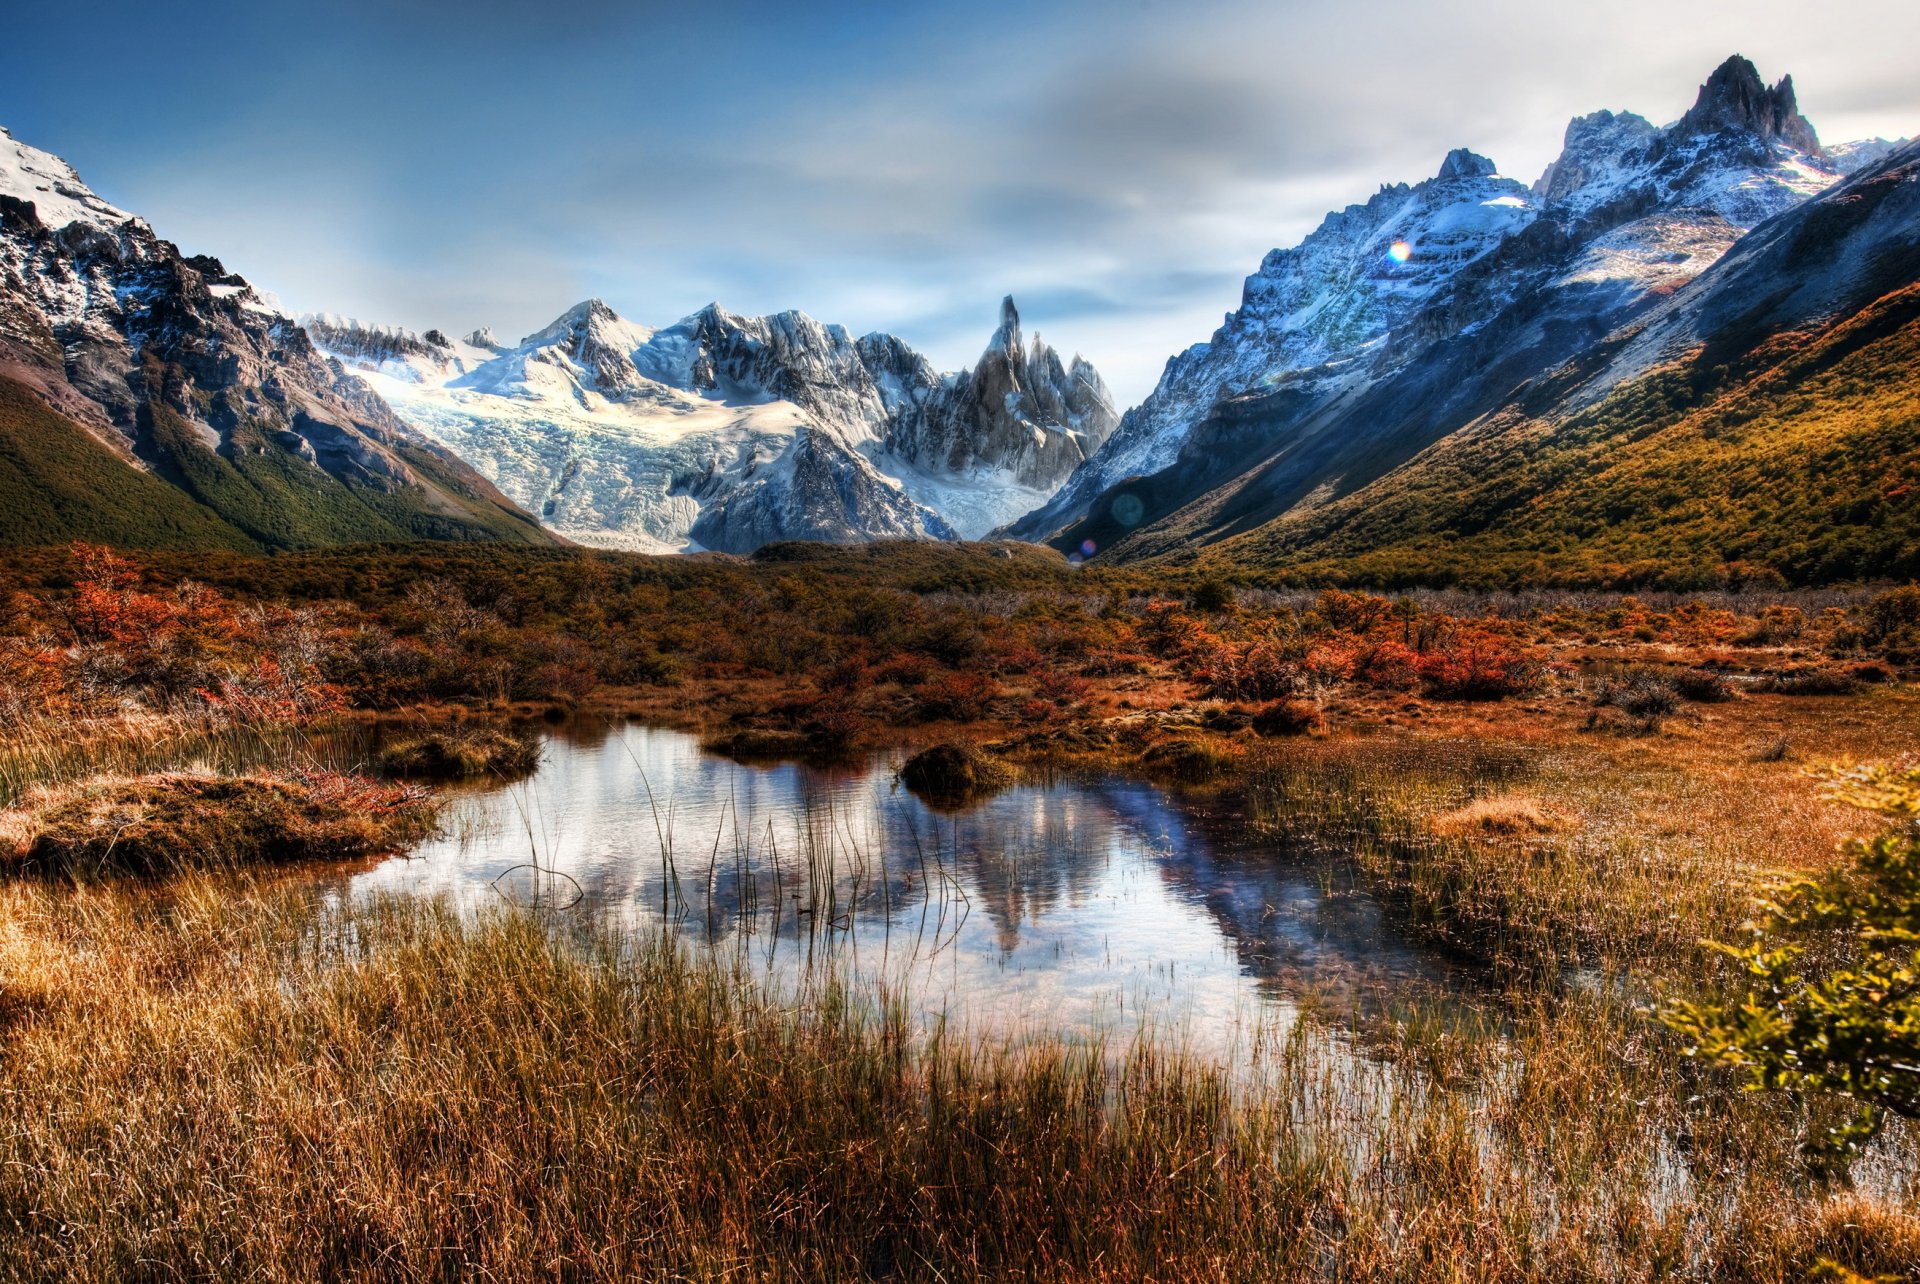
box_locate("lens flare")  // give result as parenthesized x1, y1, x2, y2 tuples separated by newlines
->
(1387, 240, 1412, 264)
(1080, 539, 1097, 556)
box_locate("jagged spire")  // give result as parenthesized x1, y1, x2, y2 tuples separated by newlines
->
(986, 294, 1025, 361)
(1674, 55, 1821, 153)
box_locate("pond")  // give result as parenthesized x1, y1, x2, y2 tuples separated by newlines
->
(327, 719, 1484, 1052)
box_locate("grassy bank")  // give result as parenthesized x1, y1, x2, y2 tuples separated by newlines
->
(0, 882, 1914, 1282)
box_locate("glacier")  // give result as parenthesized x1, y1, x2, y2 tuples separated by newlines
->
(310, 295, 1118, 551)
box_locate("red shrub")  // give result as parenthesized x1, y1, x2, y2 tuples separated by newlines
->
(1417, 633, 1543, 701)
(1189, 640, 1304, 702)
(915, 671, 1000, 722)
(1352, 640, 1422, 691)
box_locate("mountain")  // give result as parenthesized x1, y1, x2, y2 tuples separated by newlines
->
(0, 126, 553, 552)
(312, 294, 1117, 551)
(1203, 138, 1920, 587)
(1010, 147, 1540, 540)
(1010, 56, 1905, 573)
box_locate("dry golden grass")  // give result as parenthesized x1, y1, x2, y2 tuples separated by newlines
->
(1429, 794, 1573, 838)
(1240, 688, 1920, 977)
(0, 879, 1914, 1282)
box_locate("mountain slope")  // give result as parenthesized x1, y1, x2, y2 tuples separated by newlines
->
(1017, 56, 1897, 568)
(1009, 147, 1539, 540)
(0, 125, 554, 551)
(1195, 140, 1920, 587)
(0, 375, 259, 550)
(317, 296, 1117, 550)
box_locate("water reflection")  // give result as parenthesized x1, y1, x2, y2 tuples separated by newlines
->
(338, 720, 1479, 1049)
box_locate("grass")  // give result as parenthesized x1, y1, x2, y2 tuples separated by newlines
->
(0, 769, 439, 876)
(377, 726, 541, 779)
(1208, 280, 1920, 588)
(0, 378, 259, 553)
(0, 881, 1914, 1282)
(1427, 793, 1572, 838)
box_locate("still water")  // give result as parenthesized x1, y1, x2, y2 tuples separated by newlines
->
(337, 719, 1480, 1049)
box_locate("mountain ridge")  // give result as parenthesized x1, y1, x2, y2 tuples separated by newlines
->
(0, 125, 554, 551)
(1010, 55, 1909, 579)
(312, 291, 1119, 551)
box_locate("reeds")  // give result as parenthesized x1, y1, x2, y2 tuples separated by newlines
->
(1239, 739, 1787, 977)
(0, 881, 1912, 1281)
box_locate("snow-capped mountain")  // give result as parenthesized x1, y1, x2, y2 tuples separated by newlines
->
(0, 125, 550, 550)
(1011, 147, 1537, 539)
(312, 294, 1116, 551)
(1010, 55, 1890, 549)
(1210, 137, 1920, 583)
(888, 296, 1117, 529)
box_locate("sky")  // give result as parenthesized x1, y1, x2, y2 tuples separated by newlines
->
(3, 0, 1917, 407)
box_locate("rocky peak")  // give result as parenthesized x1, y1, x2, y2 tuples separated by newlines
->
(300, 314, 450, 368)
(1437, 148, 1498, 182)
(521, 297, 624, 348)
(987, 295, 1023, 360)
(1672, 55, 1821, 154)
(1532, 110, 1659, 204)
(0, 126, 141, 232)
(520, 298, 652, 397)
(463, 327, 504, 352)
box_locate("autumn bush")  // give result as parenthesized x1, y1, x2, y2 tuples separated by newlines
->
(914, 671, 1000, 723)
(1416, 632, 1544, 701)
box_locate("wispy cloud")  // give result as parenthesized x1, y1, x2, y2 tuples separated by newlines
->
(4, 0, 1914, 404)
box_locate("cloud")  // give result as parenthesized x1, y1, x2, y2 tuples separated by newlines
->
(11, 0, 1915, 406)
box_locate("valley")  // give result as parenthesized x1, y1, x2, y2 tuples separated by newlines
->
(0, 33, 1917, 1284)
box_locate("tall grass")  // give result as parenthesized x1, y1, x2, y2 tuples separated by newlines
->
(0, 880, 1914, 1281)
(1239, 739, 1789, 977)
(0, 712, 369, 809)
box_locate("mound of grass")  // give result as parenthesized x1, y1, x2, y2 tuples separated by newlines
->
(1251, 698, 1325, 737)
(700, 728, 818, 762)
(1429, 794, 1573, 838)
(1140, 737, 1235, 784)
(0, 770, 439, 875)
(379, 727, 541, 780)
(897, 743, 1012, 808)
(1674, 668, 1740, 702)
(1757, 667, 1861, 696)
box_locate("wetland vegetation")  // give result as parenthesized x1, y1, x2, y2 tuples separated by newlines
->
(1, 540, 1918, 1279)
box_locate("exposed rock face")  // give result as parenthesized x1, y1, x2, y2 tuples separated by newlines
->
(513, 298, 655, 399)
(688, 427, 958, 554)
(1009, 147, 1537, 539)
(302, 314, 457, 370)
(1012, 54, 1874, 554)
(318, 293, 1118, 549)
(888, 296, 1117, 494)
(0, 125, 549, 548)
(1671, 54, 1820, 155)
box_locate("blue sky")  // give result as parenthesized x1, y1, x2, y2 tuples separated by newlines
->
(4, 0, 1917, 404)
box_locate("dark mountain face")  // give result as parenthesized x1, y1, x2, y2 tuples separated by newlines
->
(0, 126, 553, 551)
(886, 296, 1117, 494)
(1670, 54, 1820, 155)
(1027, 55, 1869, 567)
(1154, 140, 1920, 586)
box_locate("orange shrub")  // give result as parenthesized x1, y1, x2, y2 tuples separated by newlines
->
(1417, 632, 1543, 701)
